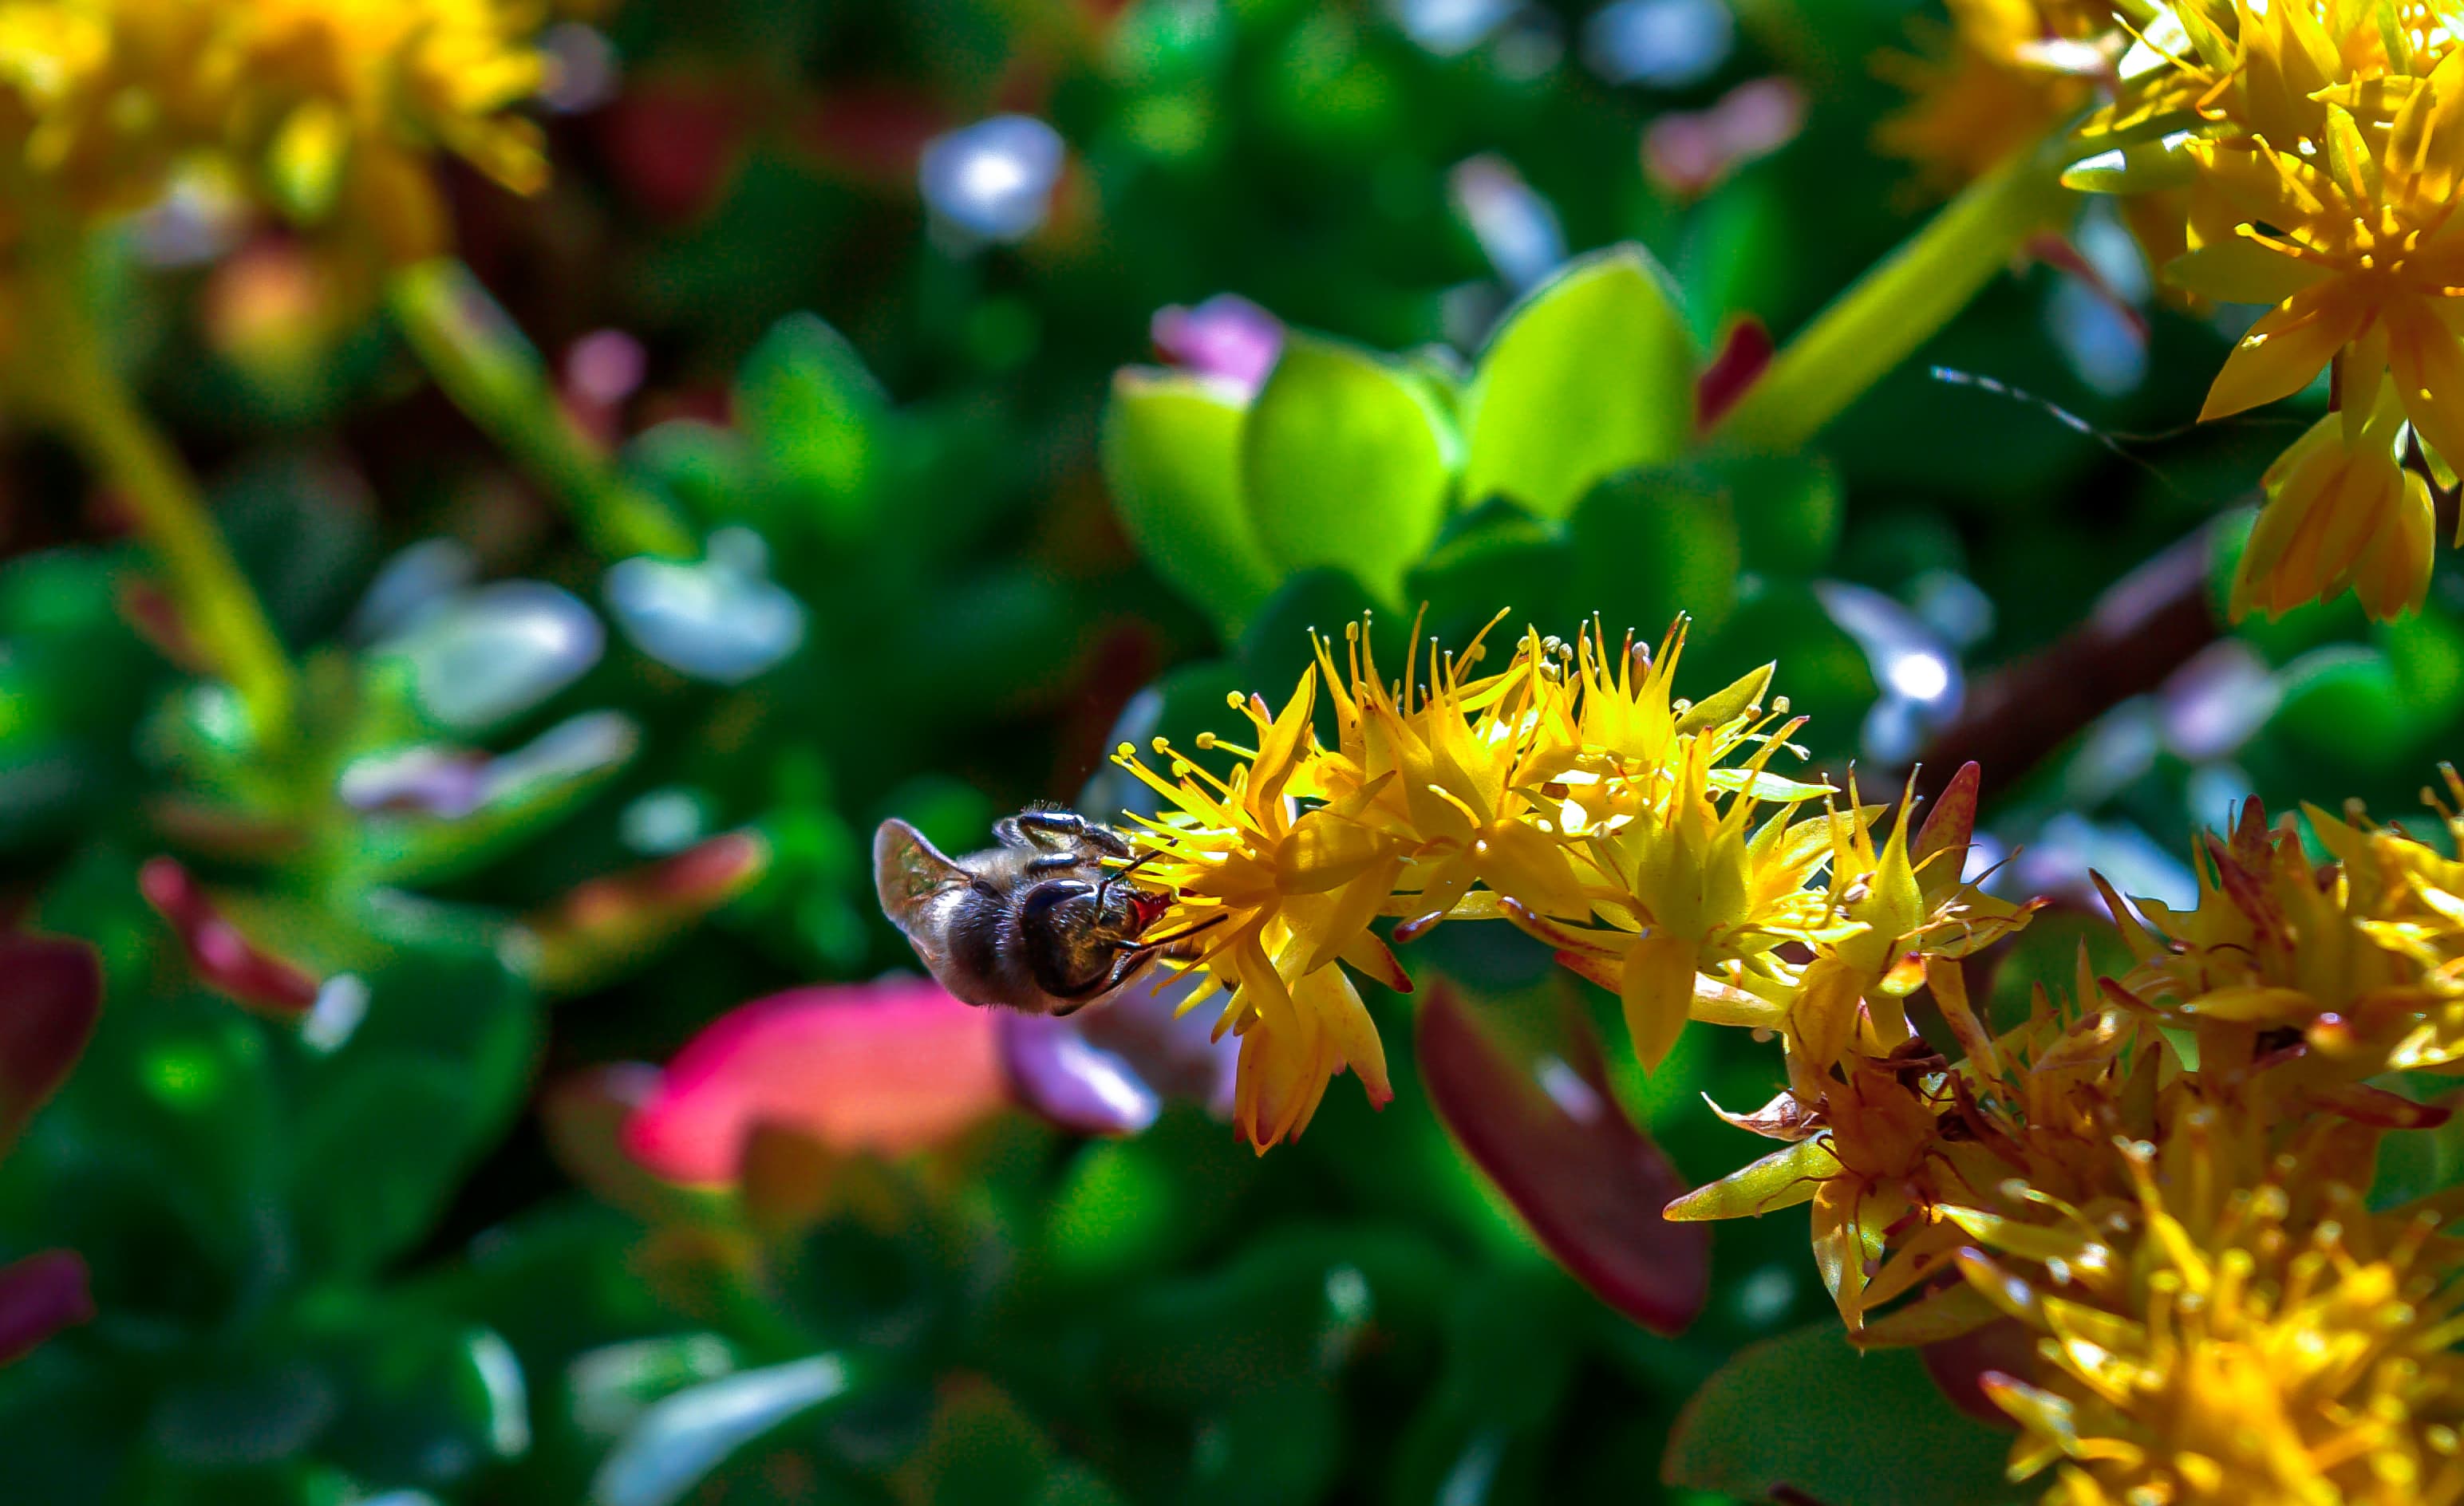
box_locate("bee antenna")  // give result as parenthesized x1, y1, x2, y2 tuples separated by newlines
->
(1099, 846, 1167, 899)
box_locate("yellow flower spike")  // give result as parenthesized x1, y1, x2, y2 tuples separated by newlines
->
(2067, 0, 2464, 617)
(1785, 956, 1868, 1093)
(1619, 932, 1700, 1074)
(1115, 612, 1950, 1141)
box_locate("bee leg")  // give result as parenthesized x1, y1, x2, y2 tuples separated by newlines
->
(1025, 853, 1085, 874)
(1004, 809, 1132, 859)
(1092, 947, 1165, 1000)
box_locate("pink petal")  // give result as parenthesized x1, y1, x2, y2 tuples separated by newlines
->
(623, 979, 1005, 1185)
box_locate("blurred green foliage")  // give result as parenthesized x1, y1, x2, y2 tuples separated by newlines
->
(0, 0, 2454, 1501)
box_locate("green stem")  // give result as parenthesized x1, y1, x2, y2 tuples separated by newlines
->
(34, 251, 298, 739)
(1713, 138, 2081, 452)
(389, 258, 697, 561)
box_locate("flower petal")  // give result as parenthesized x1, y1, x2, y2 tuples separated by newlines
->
(623, 980, 1005, 1184)
(2198, 292, 2360, 420)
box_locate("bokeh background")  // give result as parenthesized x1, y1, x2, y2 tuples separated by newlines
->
(0, 0, 2439, 1502)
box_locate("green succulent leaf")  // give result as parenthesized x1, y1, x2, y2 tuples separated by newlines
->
(1102, 369, 1281, 639)
(1662, 1321, 2023, 1504)
(736, 312, 891, 539)
(1461, 245, 1697, 521)
(1241, 333, 1454, 607)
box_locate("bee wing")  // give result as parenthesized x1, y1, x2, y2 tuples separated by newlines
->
(873, 818, 974, 948)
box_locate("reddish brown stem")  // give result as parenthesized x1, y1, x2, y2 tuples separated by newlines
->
(1908, 523, 2221, 806)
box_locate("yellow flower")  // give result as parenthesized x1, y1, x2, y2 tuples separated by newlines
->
(2231, 384, 2438, 622)
(1667, 952, 2154, 1331)
(1480, 621, 1849, 1070)
(2100, 795, 2464, 1075)
(1875, 0, 2109, 193)
(1113, 668, 1405, 1150)
(1310, 613, 1596, 931)
(202, 0, 549, 262)
(2066, 0, 2464, 617)
(0, 0, 548, 261)
(1788, 767, 2039, 1089)
(1962, 1112, 2464, 1506)
(1110, 614, 2051, 1150)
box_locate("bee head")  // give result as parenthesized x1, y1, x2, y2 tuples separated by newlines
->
(1017, 878, 1155, 1000)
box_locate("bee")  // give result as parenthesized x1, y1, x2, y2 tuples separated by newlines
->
(874, 806, 1202, 1016)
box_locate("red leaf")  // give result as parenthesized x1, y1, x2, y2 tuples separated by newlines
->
(594, 75, 756, 223)
(526, 832, 769, 993)
(1919, 1315, 2033, 1429)
(138, 858, 318, 1015)
(792, 85, 954, 188)
(2310, 1081, 2451, 1130)
(1915, 762, 1981, 867)
(1417, 983, 1708, 1334)
(1696, 316, 1773, 434)
(543, 1063, 707, 1222)
(623, 979, 1005, 1185)
(0, 1250, 92, 1365)
(0, 935, 100, 1157)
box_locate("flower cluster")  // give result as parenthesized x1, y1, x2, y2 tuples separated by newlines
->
(2067, 0, 2464, 621)
(1978, 1118, 2464, 1506)
(1878, 0, 2464, 622)
(0, 0, 548, 262)
(1110, 615, 2031, 1149)
(1116, 616, 2464, 1496)
(1672, 777, 2464, 1498)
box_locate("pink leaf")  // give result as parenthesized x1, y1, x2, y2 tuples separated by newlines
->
(1696, 316, 1773, 434)
(138, 858, 318, 1015)
(526, 832, 770, 993)
(0, 935, 101, 1157)
(1417, 984, 1708, 1334)
(0, 1250, 92, 1365)
(623, 979, 1005, 1185)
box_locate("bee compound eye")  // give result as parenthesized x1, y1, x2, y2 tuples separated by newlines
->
(1017, 881, 1112, 998)
(1017, 879, 1095, 926)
